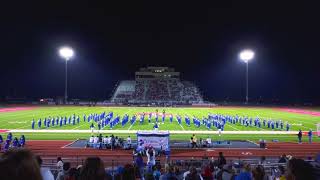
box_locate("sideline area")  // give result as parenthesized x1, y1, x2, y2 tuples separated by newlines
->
(6, 129, 303, 134)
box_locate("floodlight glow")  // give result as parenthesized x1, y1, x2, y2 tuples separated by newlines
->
(239, 49, 254, 63)
(59, 46, 74, 60)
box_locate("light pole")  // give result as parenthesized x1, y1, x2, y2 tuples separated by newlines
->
(59, 46, 74, 104)
(239, 49, 254, 104)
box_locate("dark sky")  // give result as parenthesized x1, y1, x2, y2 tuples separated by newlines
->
(0, 1, 319, 104)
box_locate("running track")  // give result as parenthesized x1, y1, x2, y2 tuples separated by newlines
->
(24, 140, 320, 166)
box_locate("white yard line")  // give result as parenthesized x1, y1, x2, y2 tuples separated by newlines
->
(225, 124, 241, 131)
(178, 123, 185, 130)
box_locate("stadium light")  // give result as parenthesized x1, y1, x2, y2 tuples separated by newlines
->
(239, 49, 254, 104)
(59, 46, 74, 104)
(59, 46, 74, 60)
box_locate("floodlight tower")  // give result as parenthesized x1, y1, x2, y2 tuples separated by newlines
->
(59, 46, 74, 104)
(239, 49, 254, 104)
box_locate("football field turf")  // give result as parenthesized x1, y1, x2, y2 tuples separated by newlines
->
(0, 106, 319, 142)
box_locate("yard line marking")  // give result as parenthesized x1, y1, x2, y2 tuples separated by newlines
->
(225, 124, 240, 131)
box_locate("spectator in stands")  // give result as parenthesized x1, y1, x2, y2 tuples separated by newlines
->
(146, 147, 156, 167)
(278, 165, 286, 180)
(174, 166, 183, 180)
(135, 153, 145, 179)
(122, 164, 135, 180)
(235, 163, 252, 180)
(259, 156, 267, 165)
(252, 165, 266, 180)
(57, 157, 64, 172)
(153, 164, 162, 180)
(66, 168, 79, 180)
(217, 164, 235, 180)
(36, 155, 54, 180)
(79, 157, 106, 180)
(286, 158, 317, 180)
(159, 164, 177, 180)
(56, 162, 71, 180)
(185, 166, 202, 180)
(201, 164, 213, 180)
(0, 149, 42, 180)
(217, 152, 227, 167)
(297, 130, 302, 144)
(278, 154, 287, 163)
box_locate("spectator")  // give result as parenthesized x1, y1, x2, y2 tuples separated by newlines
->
(0, 149, 42, 180)
(217, 164, 235, 180)
(57, 157, 64, 172)
(217, 152, 227, 167)
(286, 158, 317, 180)
(278, 165, 286, 180)
(185, 166, 202, 180)
(122, 164, 135, 180)
(174, 166, 183, 180)
(153, 164, 162, 180)
(159, 164, 177, 180)
(235, 163, 252, 180)
(36, 155, 54, 180)
(79, 157, 106, 180)
(145, 172, 155, 180)
(146, 147, 156, 167)
(201, 164, 213, 180)
(65, 168, 78, 180)
(252, 165, 266, 180)
(259, 156, 266, 165)
(135, 153, 145, 179)
(56, 162, 71, 180)
(278, 154, 287, 163)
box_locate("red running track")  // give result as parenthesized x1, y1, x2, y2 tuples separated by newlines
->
(23, 140, 320, 165)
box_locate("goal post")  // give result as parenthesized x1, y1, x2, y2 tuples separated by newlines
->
(317, 123, 320, 137)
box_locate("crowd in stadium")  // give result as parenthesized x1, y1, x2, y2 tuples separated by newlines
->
(113, 79, 203, 104)
(0, 148, 319, 180)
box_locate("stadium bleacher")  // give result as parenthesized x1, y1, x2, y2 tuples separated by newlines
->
(111, 67, 204, 105)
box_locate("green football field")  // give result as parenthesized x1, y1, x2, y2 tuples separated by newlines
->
(0, 106, 319, 142)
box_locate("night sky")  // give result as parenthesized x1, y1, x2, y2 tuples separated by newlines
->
(0, 1, 319, 104)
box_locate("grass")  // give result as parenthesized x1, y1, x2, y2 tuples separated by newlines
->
(0, 106, 319, 142)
